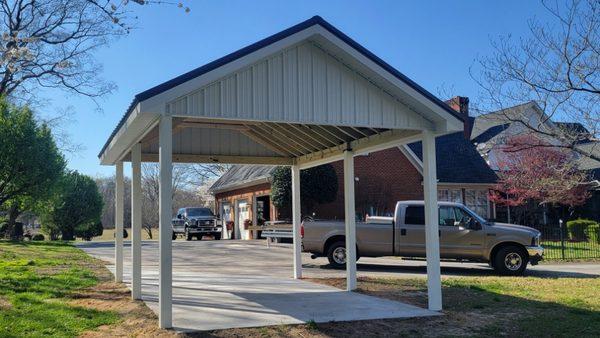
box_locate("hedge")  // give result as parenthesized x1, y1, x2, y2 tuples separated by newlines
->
(584, 223, 600, 244)
(567, 219, 598, 241)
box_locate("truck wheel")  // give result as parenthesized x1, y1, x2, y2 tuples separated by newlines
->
(213, 233, 221, 240)
(493, 245, 528, 276)
(172, 231, 177, 240)
(327, 241, 347, 269)
(185, 228, 193, 241)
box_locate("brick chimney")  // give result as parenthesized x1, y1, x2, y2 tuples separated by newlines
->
(444, 96, 471, 139)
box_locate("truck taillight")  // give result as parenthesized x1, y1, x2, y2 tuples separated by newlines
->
(300, 223, 304, 238)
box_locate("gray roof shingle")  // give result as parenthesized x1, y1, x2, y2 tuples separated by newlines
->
(408, 132, 498, 184)
(209, 165, 276, 193)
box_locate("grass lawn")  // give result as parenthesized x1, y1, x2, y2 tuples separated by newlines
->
(199, 276, 600, 337)
(82, 228, 159, 242)
(0, 240, 173, 338)
(542, 240, 600, 260)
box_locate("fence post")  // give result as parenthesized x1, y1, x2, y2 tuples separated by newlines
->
(559, 219, 566, 260)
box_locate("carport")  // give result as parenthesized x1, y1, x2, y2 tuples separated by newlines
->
(99, 16, 465, 329)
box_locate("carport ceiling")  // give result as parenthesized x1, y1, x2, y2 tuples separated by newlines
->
(122, 117, 417, 165)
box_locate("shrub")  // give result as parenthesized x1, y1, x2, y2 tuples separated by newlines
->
(567, 219, 597, 241)
(584, 223, 600, 244)
(32, 234, 45, 241)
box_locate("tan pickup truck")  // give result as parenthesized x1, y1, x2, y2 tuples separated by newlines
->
(302, 201, 544, 275)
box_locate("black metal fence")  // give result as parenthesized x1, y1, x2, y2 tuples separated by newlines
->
(532, 223, 600, 260)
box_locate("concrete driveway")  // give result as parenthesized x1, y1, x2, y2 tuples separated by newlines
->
(76, 240, 437, 332)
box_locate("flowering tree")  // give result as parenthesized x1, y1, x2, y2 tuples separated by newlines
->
(490, 135, 591, 210)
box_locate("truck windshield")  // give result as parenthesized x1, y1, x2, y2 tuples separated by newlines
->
(186, 208, 214, 217)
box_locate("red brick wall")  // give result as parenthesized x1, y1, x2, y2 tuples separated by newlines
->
(312, 147, 423, 219)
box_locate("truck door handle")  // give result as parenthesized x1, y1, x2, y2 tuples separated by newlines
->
(400, 229, 406, 236)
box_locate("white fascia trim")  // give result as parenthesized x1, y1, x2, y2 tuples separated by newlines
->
(316, 28, 463, 133)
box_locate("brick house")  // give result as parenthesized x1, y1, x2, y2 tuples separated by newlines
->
(210, 97, 498, 240)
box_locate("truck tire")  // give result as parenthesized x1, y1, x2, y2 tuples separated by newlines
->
(185, 228, 193, 241)
(213, 233, 221, 240)
(172, 231, 177, 240)
(493, 245, 528, 276)
(327, 241, 347, 269)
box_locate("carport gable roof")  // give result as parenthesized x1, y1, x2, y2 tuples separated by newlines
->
(99, 16, 465, 162)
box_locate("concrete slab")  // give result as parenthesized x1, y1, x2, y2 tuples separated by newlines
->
(77, 240, 437, 332)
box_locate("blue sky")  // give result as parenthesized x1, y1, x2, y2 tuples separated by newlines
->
(46, 0, 553, 177)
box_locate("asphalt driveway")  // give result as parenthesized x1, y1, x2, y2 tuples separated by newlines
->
(76, 240, 438, 332)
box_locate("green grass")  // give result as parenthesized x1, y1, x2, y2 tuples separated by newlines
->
(0, 241, 119, 337)
(542, 240, 600, 260)
(358, 276, 600, 337)
(441, 277, 600, 336)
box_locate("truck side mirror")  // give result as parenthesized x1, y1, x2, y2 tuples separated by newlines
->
(177, 214, 182, 219)
(469, 219, 482, 231)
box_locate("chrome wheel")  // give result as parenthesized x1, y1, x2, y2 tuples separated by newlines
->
(504, 252, 522, 271)
(332, 246, 346, 265)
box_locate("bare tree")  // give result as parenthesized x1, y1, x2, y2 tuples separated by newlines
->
(474, 0, 599, 162)
(188, 164, 231, 184)
(0, 0, 189, 103)
(141, 163, 199, 239)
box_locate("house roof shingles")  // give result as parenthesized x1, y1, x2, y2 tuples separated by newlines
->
(209, 165, 276, 193)
(408, 132, 498, 184)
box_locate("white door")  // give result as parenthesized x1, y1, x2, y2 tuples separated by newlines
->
(236, 201, 249, 240)
(221, 203, 232, 239)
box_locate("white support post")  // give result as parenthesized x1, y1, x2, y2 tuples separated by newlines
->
(115, 161, 124, 283)
(343, 150, 357, 291)
(422, 130, 442, 311)
(158, 115, 173, 329)
(291, 165, 302, 279)
(131, 143, 142, 300)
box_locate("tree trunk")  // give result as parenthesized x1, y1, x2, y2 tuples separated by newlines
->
(61, 228, 75, 241)
(6, 204, 22, 240)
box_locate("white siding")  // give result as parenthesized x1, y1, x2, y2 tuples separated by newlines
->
(142, 128, 280, 157)
(166, 41, 431, 130)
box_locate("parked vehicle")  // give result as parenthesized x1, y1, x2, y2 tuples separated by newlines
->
(302, 201, 544, 275)
(172, 207, 222, 240)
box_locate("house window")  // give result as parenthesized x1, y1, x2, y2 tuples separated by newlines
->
(465, 189, 488, 218)
(438, 189, 462, 203)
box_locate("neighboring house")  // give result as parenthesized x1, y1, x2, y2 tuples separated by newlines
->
(209, 97, 498, 239)
(470, 102, 600, 223)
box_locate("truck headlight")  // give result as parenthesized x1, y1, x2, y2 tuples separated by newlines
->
(531, 234, 540, 246)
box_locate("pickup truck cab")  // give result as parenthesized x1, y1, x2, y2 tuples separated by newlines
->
(172, 207, 222, 240)
(302, 201, 543, 275)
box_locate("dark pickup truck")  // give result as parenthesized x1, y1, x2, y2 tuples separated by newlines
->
(172, 207, 222, 240)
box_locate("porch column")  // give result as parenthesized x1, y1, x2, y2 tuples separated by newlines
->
(131, 143, 142, 300)
(115, 161, 124, 283)
(291, 165, 302, 279)
(158, 115, 173, 328)
(422, 130, 442, 311)
(343, 150, 357, 291)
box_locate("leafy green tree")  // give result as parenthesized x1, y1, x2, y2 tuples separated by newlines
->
(271, 164, 338, 216)
(41, 171, 104, 241)
(0, 97, 65, 238)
